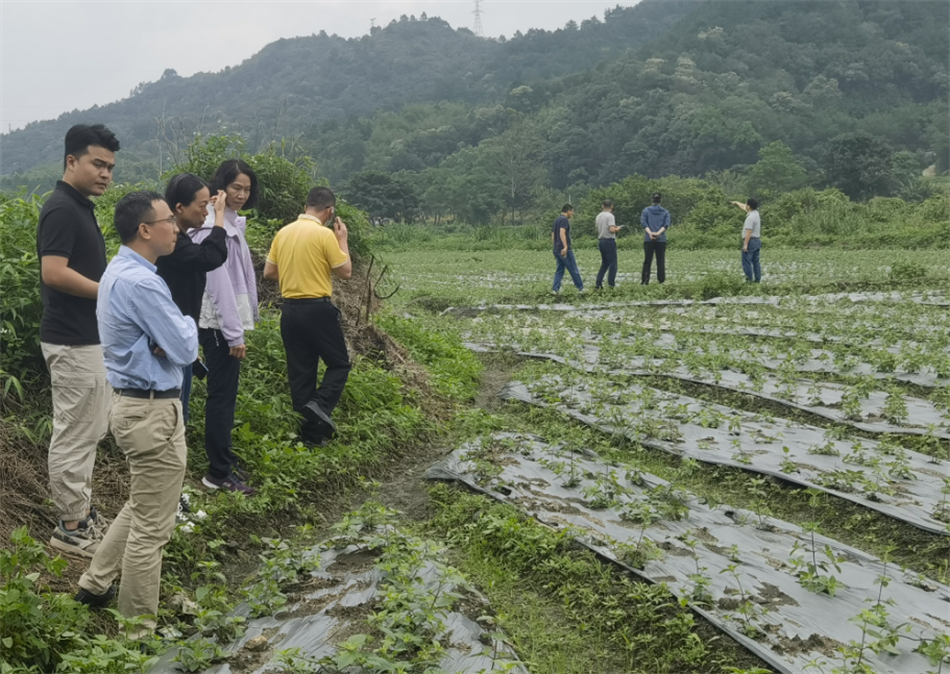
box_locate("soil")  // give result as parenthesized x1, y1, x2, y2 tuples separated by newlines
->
(326, 549, 380, 574)
(754, 582, 800, 607)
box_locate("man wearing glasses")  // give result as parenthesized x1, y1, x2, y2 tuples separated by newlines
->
(263, 187, 352, 447)
(74, 191, 197, 640)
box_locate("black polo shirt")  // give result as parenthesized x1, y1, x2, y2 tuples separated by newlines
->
(36, 180, 107, 345)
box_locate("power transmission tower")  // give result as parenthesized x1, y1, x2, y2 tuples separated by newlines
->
(370, 17, 376, 30)
(473, 0, 484, 37)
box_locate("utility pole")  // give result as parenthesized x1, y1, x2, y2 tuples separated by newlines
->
(370, 17, 376, 30)
(473, 0, 484, 37)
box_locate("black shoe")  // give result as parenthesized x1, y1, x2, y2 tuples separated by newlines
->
(302, 400, 337, 435)
(75, 584, 117, 609)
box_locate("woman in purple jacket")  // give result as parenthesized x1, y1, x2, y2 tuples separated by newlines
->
(190, 159, 259, 494)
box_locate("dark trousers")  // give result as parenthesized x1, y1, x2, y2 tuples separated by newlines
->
(280, 300, 351, 442)
(552, 249, 584, 292)
(642, 241, 667, 284)
(596, 239, 618, 288)
(742, 238, 762, 282)
(199, 329, 240, 479)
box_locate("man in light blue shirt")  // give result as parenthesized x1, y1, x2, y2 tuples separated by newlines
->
(75, 191, 198, 639)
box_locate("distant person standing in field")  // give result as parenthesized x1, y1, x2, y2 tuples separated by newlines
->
(74, 191, 198, 638)
(732, 198, 762, 283)
(594, 200, 621, 290)
(37, 123, 119, 558)
(190, 160, 260, 494)
(263, 187, 352, 447)
(640, 192, 670, 285)
(155, 173, 228, 424)
(551, 204, 584, 294)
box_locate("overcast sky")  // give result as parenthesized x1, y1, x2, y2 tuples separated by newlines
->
(0, 1, 636, 133)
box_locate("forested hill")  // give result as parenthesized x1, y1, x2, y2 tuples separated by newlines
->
(0, 1, 695, 175)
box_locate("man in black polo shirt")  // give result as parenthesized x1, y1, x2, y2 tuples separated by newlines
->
(37, 123, 120, 558)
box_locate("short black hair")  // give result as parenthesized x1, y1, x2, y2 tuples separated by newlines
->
(165, 172, 209, 211)
(210, 159, 259, 210)
(652, 192, 662, 203)
(561, 203, 573, 213)
(747, 198, 758, 210)
(306, 186, 336, 212)
(114, 190, 164, 244)
(602, 199, 613, 209)
(64, 124, 120, 170)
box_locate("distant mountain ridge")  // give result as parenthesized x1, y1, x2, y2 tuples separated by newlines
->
(0, 1, 696, 175)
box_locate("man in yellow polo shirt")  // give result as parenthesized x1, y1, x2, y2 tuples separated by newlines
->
(263, 187, 352, 446)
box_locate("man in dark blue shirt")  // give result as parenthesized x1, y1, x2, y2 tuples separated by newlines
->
(551, 204, 584, 294)
(75, 191, 198, 640)
(641, 192, 671, 285)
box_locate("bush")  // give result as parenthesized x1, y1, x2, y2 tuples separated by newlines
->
(0, 194, 45, 396)
(171, 135, 370, 262)
(0, 527, 153, 674)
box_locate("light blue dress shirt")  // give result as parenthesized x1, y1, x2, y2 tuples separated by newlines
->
(97, 246, 198, 391)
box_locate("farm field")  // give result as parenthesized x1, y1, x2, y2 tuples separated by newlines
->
(383, 246, 950, 674)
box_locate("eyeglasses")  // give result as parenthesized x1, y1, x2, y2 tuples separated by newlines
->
(144, 216, 177, 226)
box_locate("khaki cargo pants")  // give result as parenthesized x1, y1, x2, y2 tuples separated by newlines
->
(42, 343, 111, 522)
(78, 393, 186, 635)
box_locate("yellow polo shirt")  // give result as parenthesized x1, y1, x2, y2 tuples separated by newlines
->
(266, 214, 349, 299)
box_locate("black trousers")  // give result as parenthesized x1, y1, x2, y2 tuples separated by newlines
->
(596, 239, 618, 288)
(280, 299, 351, 442)
(199, 328, 240, 479)
(642, 241, 667, 284)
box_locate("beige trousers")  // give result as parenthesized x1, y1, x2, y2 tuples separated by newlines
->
(79, 394, 186, 634)
(41, 342, 111, 521)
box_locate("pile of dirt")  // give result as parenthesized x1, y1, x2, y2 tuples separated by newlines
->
(253, 251, 412, 373)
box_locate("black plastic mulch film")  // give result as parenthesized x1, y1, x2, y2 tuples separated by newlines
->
(427, 432, 950, 674)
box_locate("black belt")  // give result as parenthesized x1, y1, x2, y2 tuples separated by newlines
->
(116, 388, 181, 399)
(284, 297, 332, 304)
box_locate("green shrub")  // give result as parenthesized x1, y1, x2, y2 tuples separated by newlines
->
(0, 527, 153, 674)
(0, 194, 45, 395)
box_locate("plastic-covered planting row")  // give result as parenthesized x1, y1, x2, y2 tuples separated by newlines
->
(468, 341, 950, 440)
(442, 290, 950, 316)
(149, 531, 525, 674)
(428, 433, 950, 674)
(468, 320, 950, 387)
(500, 378, 950, 535)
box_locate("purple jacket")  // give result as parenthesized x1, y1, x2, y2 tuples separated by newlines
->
(189, 208, 258, 347)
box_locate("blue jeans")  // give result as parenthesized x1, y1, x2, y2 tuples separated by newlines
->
(553, 249, 583, 291)
(596, 239, 617, 288)
(180, 364, 193, 424)
(742, 238, 761, 283)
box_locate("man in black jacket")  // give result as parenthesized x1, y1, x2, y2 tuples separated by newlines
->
(156, 173, 228, 424)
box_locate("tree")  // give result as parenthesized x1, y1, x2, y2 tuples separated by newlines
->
(821, 132, 900, 200)
(481, 122, 546, 225)
(745, 141, 810, 195)
(340, 171, 420, 224)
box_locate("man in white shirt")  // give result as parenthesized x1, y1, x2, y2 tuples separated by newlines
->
(732, 198, 762, 283)
(594, 200, 621, 289)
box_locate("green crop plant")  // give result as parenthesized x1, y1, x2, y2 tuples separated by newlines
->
(788, 489, 845, 596)
(916, 634, 950, 673)
(883, 387, 910, 424)
(719, 564, 763, 639)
